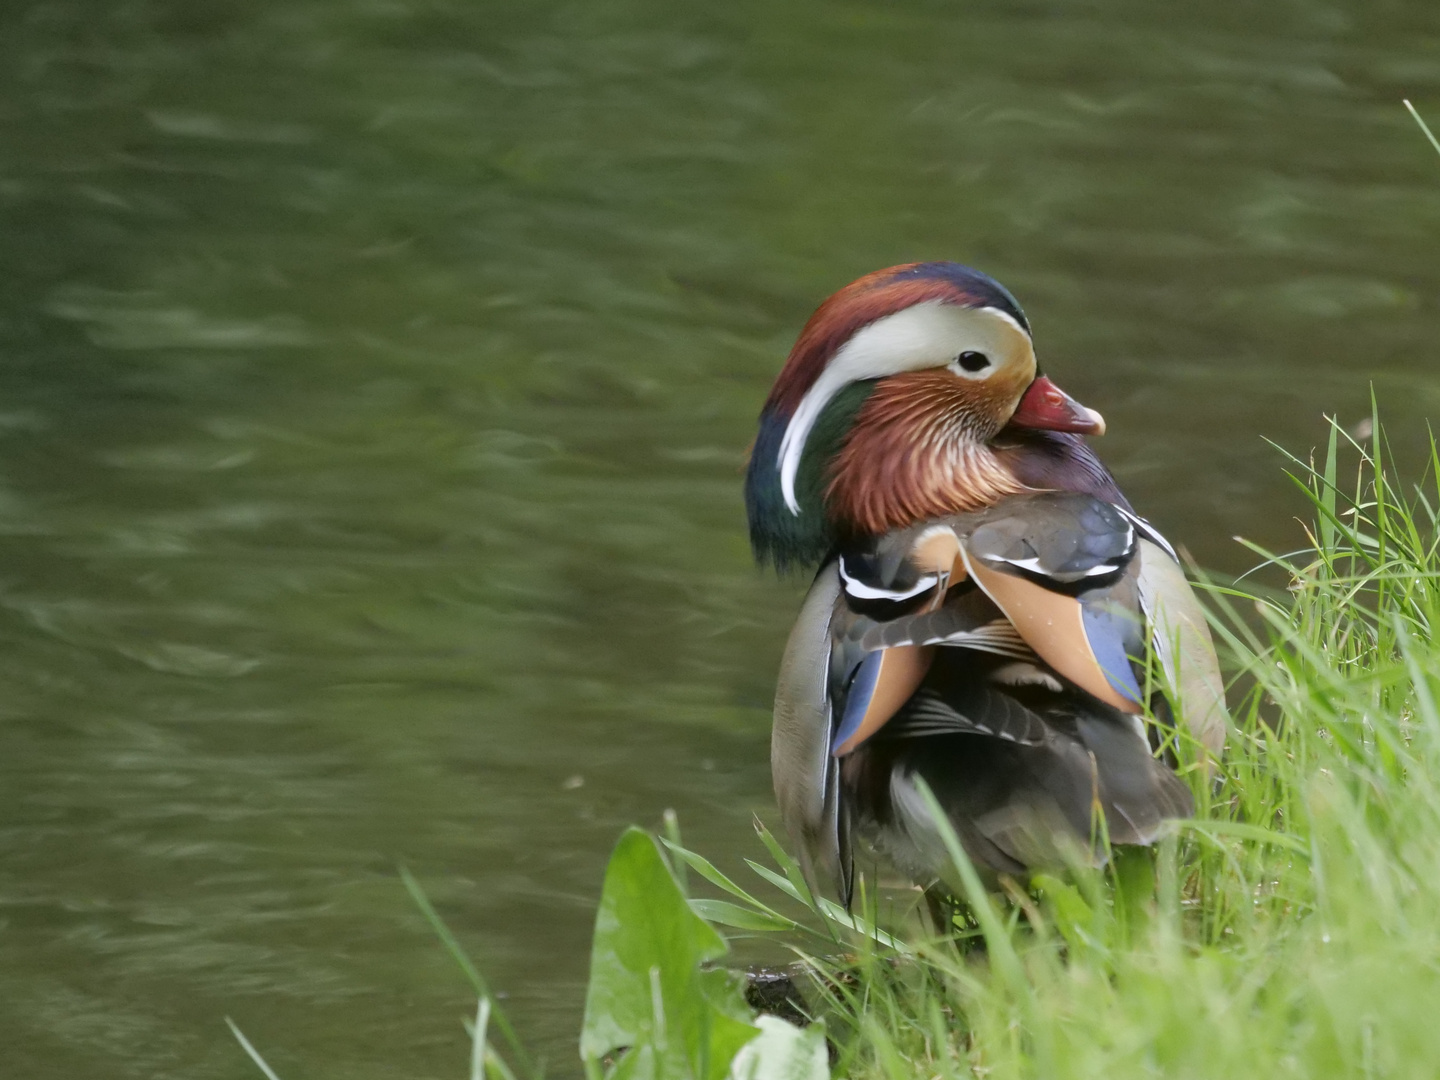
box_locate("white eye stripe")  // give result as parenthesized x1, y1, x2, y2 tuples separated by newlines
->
(983, 307, 1029, 336)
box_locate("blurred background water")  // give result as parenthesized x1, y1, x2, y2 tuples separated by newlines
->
(2, 0, 1440, 1075)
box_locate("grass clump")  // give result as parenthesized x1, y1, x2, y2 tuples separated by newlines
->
(659, 415, 1440, 1080)
(776, 415, 1440, 1080)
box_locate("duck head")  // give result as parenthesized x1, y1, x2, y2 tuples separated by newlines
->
(745, 262, 1104, 569)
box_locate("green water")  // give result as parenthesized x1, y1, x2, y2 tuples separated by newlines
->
(2, 0, 1440, 1075)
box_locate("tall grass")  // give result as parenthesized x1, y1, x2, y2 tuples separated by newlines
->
(680, 414, 1440, 1080)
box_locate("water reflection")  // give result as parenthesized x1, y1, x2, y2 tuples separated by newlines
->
(1, 1, 1439, 1076)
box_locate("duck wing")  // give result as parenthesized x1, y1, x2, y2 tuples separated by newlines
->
(771, 562, 845, 897)
(1134, 537, 1228, 756)
(771, 492, 1227, 898)
(831, 493, 1158, 720)
(960, 493, 1229, 756)
(774, 569, 1016, 898)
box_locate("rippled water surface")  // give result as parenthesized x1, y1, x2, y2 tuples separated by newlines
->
(4, 1, 1440, 1075)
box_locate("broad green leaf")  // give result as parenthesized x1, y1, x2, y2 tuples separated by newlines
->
(581, 828, 758, 1080)
(728, 1017, 829, 1080)
(608, 1043, 657, 1080)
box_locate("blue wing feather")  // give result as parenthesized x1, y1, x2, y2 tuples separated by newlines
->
(1080, 604, 1144, 706)
(832, 650, 883, 754)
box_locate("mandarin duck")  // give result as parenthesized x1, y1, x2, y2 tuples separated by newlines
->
(744, 262, 1227, 901)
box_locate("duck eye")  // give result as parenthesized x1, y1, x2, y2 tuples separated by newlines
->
(956, 351, 991, 373)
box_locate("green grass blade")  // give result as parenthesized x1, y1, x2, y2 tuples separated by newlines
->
(471, 998, 491, 1080)
(1405, 99, 1440, 158)
(225, 1018, 284, 1080)
(689, 898, 799, 932)
(400, 866, 534, 1077)
(1179, 819, 1309, 856)
(753, 816, 819, 912)
(659, 837, 787, 919)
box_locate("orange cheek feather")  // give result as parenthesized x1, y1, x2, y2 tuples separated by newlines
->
(826, 371, 1029, 536)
